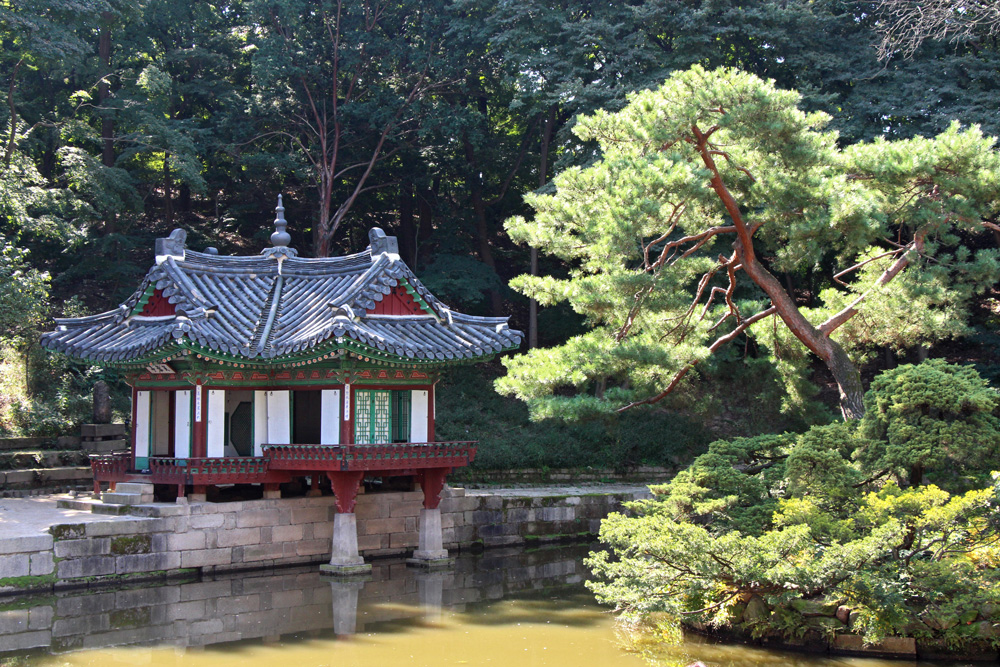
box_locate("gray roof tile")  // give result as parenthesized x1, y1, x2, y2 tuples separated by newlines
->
(41, 228, 522, 365)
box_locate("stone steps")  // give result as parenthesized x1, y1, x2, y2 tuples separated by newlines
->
(0, 426, 126, 498)
(102, 482, 154, 506)
(80, 424, 128, 454)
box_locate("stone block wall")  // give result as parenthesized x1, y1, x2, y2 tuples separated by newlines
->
(0, 544, 591, 655)
(0, 486, 648, 594)
(452, 466, 673, 485)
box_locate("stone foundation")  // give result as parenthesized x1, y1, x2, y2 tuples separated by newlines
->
(0, 487, 646, 595)
(0, 544, 591, 654)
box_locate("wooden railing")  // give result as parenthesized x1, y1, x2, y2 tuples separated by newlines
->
(90, 451, 131, 481)
(90, 442, 477, 485)
(150, 456, 273, 484)
(263, 442, 477, 471)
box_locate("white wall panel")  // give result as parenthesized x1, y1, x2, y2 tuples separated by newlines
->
(134, 390, 151, 466)
(321, 389, 341, 445)
(411, 390, 428, 443)
(174, 390, 192, 459)
(207, 389, 226, 458)
(253, 390, 268, 456)
(267, 390, 291, 444)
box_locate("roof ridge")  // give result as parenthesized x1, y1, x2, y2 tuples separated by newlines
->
(251, 275, 281, 356)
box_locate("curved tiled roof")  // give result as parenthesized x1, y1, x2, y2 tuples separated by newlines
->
(41, 228, 522, 366)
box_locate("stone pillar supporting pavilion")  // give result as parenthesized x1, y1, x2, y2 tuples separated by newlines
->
(321, 471, 371, 576)
(407, 467, 452, 567)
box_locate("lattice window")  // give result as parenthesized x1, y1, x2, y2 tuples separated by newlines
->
(355, 390, 373, 443)
(355, 389, 390, 443)
(371, 390, 392, 443)
(355, 389, 410, 444)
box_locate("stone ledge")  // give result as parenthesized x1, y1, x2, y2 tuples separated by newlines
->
(833, 634, 916, 657)
(320, 563, 372, 577)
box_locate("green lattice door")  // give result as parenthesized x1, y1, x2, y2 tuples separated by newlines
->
(355, 390, 392, 443)
(354, 389, 412, 444)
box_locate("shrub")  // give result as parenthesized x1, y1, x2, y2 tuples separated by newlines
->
(587, 361, 1000, 649)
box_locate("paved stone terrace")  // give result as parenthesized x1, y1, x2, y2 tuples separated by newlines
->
(0, 496, 138, 538)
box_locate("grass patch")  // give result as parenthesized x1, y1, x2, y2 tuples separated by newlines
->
(0, 573, 57, 590)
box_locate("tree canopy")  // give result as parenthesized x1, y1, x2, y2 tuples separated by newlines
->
(498, 66, 1000, 420)
(4, 0, 1000, 434)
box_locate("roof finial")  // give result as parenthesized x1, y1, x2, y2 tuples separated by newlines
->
(270, 194, 291, 248)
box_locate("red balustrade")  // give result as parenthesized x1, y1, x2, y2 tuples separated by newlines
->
(89, 442, 476, 488)
(150, 457, 281, 484)
(263, 442, 477, 472)
(90, 451, 131, 481)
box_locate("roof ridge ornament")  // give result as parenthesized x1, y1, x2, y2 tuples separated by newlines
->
(261, 194, 298, 270)
(155, 229, 186, 265)
(368, 227, 399, 260)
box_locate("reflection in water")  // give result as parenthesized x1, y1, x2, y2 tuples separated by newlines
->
(0, 544, 981, 667)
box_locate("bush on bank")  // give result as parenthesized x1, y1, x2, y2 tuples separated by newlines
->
(587, 360, 1000, 651)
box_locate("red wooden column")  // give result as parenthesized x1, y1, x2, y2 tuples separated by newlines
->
(328, 471, 365, 513)
(340, 384, 354, 444)
(416, 468, 449, 510)
(190, 381, 208, 500)
(192, 381, 207, 458)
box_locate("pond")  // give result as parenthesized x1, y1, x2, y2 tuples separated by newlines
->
(0, 544, 983, 667)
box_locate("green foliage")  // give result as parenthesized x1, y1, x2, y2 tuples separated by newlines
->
(587, 361, 1000, 649)
(0, 236, 49, 345)
(436, 364, 712, 471)
(858, 359, 1000, 489)
(499, 65, 1000, 420)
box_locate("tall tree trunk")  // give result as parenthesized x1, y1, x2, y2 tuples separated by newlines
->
(697, 133, 867, 419)
(464, 136, 504, 316)
(315, 171, 334, 257)
(179, 183, 191, 213)
(99, 12, 114, 169)
(412, 180, 436, 268)
(4, 59, 22, 171)
(398, 181, 417, 266)
(98, 12, 118, 236)
(163, 156, 174, 226)
(530, 104, 558, 349)
(828, 343, 865, 420)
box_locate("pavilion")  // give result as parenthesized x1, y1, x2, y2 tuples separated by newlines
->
(40, 197, 522, 572)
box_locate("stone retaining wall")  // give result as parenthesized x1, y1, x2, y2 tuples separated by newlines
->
(0, 487, 645, 595)
(0, 436, 81, 452)
(0, 544, 588, 654)
(452, 466, 673, 485)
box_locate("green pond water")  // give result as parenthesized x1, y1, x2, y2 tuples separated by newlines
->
(0, 544, 985, 667)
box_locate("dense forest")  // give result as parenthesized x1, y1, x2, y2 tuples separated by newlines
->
(2, 0, 1000, 452)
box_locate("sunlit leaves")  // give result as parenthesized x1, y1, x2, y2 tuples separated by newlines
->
(499, 65, 1000, 420)
(587, 362, 1000, 646)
